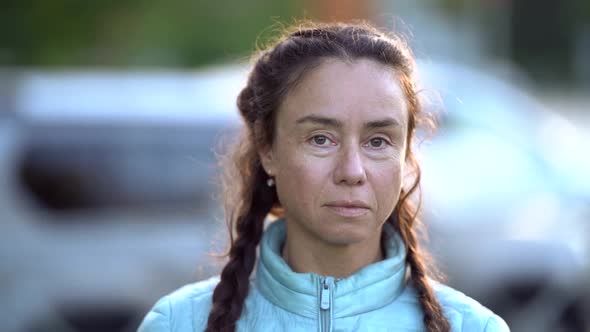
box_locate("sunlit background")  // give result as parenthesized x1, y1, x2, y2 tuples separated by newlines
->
(1, 1, 589, 331)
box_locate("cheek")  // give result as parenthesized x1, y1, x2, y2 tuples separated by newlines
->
(275, 147, 329, 204)
(372, 159, 404, 211)
(376, 164, 402, 189)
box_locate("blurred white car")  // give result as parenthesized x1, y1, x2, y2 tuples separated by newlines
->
(0, 66, 246, 332)
(416, 60, 590, 331)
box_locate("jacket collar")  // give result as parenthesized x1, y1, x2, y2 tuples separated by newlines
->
(255, 218, 408, 318)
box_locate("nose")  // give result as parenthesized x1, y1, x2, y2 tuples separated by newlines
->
(333, 144, 367, 185)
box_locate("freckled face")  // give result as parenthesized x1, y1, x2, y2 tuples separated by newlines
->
(259, 59, 409, 247)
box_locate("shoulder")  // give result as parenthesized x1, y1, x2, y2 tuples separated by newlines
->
(432, 282, 510, 332)
(396, 281, 509, 331)
(137, 276, 220, 332)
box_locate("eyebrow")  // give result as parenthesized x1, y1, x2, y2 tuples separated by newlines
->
(295, 115, 401, 130)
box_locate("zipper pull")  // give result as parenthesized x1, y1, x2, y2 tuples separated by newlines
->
(320, 277, 334, 310)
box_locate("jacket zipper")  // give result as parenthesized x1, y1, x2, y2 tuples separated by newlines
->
(319, 276, 334, 332)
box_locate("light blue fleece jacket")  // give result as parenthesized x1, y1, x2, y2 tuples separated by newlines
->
(138, 219, 509, 331)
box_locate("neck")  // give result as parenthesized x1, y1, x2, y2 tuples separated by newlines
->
(281, 223, 385, 279)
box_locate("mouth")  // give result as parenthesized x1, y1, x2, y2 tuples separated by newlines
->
(324, 201, 370, 218)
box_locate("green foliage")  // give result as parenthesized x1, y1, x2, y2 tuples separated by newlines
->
(1, 0, 303, 67)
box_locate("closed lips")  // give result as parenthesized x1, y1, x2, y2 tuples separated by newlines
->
(325, 201, 370, 209)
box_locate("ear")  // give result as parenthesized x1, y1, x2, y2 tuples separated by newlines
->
(258, 144, 276, 176)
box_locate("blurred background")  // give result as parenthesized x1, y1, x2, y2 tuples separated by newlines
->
(1, 1, 589, 331)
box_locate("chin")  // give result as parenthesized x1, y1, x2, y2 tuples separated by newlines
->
(316, 221, 376, 246)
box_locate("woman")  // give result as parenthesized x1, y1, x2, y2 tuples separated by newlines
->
(138, 21, 509, 332)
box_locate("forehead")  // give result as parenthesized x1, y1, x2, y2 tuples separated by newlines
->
(279, 58, 408, 127)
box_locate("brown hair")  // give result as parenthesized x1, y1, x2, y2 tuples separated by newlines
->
(206, 21, 450, 332)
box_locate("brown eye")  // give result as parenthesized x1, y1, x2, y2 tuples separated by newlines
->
(313, 135, 328, 145)
(369, 138, 385, 148)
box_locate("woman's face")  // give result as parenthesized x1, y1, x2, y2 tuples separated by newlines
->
(260, 58, 409, 247)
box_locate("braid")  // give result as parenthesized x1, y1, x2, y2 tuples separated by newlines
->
(390, 152, 450, 332)
(204, 218, 259, 332)
(205, 85, 277, 332)
(406, 240, 450, 332)
(205, 164, 275, 331)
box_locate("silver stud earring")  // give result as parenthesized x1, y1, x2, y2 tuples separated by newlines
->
(266, 177, 275, 187)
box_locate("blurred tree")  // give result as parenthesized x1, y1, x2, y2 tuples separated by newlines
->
(303, 0, 375, 22)
(0, 0, 303, 67)
(432, 0, 590, 83)
(509, 0, 578, 82)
